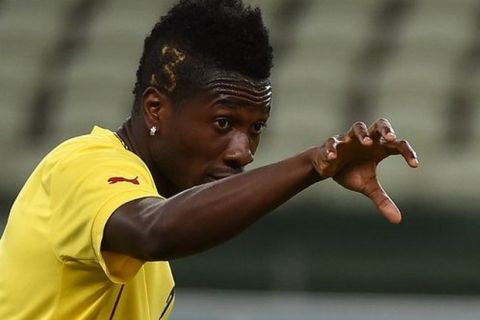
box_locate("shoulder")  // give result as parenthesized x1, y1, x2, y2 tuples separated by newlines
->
(46, 127, 141, 170)
(38, 127, 153, 191)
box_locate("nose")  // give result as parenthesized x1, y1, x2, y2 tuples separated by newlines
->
(223, 131, 254, 168)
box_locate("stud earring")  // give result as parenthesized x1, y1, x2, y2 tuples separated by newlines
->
(150, 126, 158, 136)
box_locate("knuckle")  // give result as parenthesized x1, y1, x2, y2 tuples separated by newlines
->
(353, 121, 366, 128)
(325, 137, 337, 146)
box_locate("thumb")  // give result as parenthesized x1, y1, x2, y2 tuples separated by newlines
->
(362, 179, 402, 224)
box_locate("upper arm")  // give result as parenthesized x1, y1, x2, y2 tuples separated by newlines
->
(102, 197, 166, 261)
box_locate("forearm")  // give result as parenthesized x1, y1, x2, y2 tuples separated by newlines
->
(142, 148, 321, 260)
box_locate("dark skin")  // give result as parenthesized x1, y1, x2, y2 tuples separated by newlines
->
(102, 72, 418, 261)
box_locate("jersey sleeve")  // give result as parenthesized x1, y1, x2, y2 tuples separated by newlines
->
(49, 144, 163, 283)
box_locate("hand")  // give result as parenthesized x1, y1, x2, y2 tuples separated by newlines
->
(312, 118, 419, 224)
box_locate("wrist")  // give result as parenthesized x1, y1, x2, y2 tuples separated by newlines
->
(302, 147, 326, 184)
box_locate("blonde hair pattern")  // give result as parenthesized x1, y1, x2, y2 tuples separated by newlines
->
(149, 46, 186, 92)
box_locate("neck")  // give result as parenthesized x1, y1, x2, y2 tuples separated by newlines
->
(116, 117, 179, 198)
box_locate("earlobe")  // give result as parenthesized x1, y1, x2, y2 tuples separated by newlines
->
(142, 87, 172, 130)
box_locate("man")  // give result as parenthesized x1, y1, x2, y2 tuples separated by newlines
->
(0, 0, 418, 319)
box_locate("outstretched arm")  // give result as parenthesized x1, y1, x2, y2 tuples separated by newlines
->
(102, 118, 418, 261)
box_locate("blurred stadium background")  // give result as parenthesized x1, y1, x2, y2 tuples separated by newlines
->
(1, 0, 480, 319)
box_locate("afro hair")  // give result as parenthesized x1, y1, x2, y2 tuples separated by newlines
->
(132, 0, 273, 113)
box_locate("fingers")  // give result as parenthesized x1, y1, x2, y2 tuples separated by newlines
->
(383, 139, 419, 168)
(348, 121, 373, 145)
(368, 118, 396, 142)
(324, 136, 340, 161)
(363, 180, 402, 224)
(346, 119, 396, 145)
(313, 137, 343, 179)
(363, 118, 419, 167)
(327, 119, 420, 167)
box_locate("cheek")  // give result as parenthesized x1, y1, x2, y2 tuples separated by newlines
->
(176, 124, 227, 162)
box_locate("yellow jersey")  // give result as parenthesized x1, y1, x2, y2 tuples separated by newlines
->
(0, 127, 175, 320)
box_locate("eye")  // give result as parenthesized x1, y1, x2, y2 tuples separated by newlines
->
(251, 121, 267, 135)
(214, 118, 231, 131)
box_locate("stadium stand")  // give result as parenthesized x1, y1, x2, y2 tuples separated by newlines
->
(0, 0, 78, 186)
(1, 0, 480, 299)
(1, 0, 479, 204)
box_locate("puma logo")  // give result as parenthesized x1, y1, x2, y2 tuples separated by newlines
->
(108, 176, 140, 185)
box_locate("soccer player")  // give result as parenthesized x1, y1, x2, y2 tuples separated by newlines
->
(0, 0, 418, 319)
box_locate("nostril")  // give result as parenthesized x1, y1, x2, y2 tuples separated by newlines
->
(223, 132, 254, 167)
(224, 148, 253, 168)
(225, 152, 251, 164)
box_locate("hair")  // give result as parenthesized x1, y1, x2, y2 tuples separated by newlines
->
(132, 0, 274, 115)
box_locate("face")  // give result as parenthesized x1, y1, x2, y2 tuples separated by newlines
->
(149, 72, 272, 195)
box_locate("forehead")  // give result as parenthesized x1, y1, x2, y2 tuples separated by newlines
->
(201, 71, 272, 113)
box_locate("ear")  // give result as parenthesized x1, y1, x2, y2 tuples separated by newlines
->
(142, 87, 174, 131)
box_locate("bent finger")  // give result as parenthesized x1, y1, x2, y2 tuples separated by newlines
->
(369, 118, 396, 142)
(324, 136, 341, 161)
(384, 139, 419, 168)
(348, 121, 372, 145)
